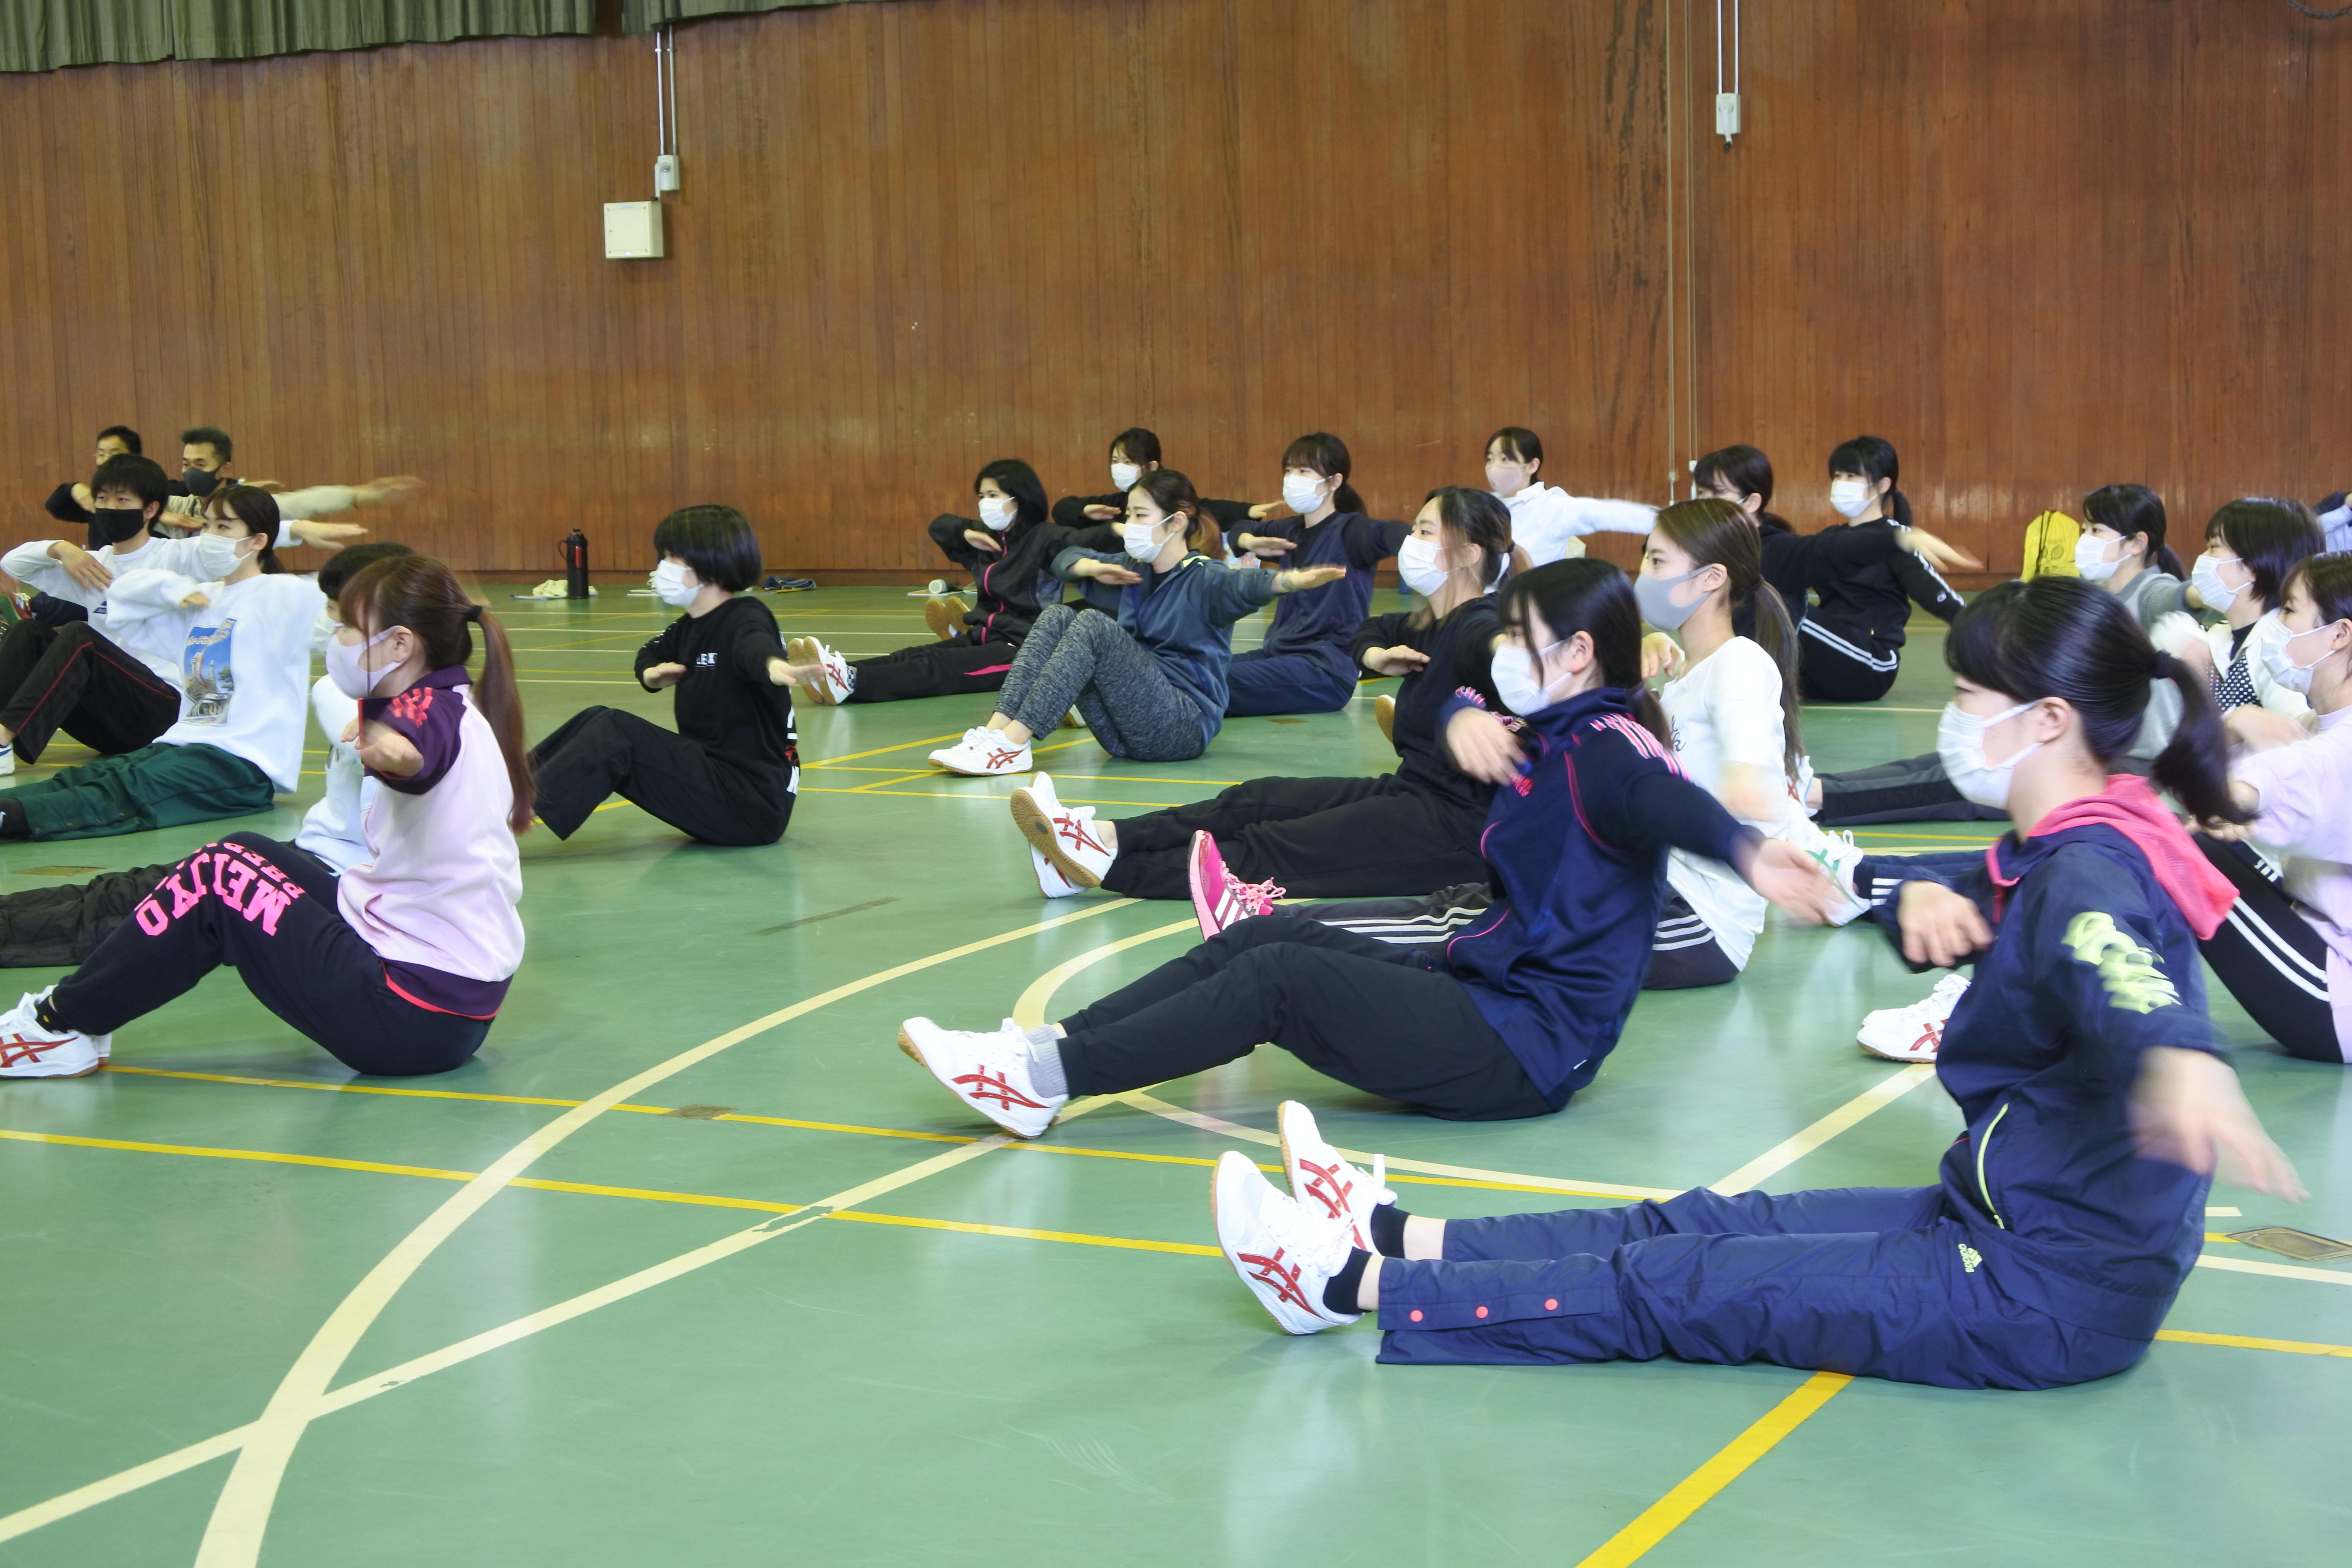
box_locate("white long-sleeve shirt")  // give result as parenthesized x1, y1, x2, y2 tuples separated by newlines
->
(1500, 484, 1657, 567)
(102, 568, 325, 790)
(3, 533, 234, 679)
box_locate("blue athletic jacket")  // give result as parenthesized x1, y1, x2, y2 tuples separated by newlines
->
(1439, 685, 1755, 1108)
(1862, 827, 2223, 1339)
(1050, 546, 1278, 749)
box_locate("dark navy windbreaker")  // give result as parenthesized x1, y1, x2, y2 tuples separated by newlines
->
(1048, 546, 1278, 749)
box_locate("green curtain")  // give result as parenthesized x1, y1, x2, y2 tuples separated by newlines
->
(0, 1, 597, 73)
(620, 0, 887, 33)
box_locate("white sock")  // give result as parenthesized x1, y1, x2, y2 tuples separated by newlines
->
(1025, 1025, 1067, 1098)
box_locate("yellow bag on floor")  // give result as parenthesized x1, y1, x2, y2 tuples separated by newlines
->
(2020, 510, 2080, 579)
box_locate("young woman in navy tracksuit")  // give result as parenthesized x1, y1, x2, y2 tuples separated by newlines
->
(1221, 432, 1411, 717)
(791, 459, 1065, 705)
(924, 471, 1348, 776)
(896, 559, 1836, 1130)
(1206, 576, 2304, 1391)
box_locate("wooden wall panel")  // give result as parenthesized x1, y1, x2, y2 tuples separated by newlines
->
(0, 0, 2344, 583)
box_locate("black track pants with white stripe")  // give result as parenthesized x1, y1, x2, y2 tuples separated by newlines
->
(1797, 617, 1901, 703)
(1300, 885, 1739, 991)
(2194, 835, 2343, 1064)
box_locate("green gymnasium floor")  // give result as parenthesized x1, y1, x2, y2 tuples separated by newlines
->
(2, 585, 2347, 1567)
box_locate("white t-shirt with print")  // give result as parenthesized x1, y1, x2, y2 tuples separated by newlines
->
(103, 569, 326, 791)
(1658, 636, 1793, 969)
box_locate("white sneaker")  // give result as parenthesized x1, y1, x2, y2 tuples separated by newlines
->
(0, 743, 14, 776)
(1794, 825, 1873, 926)
(932, 732, 1033, 777)
(0, 991, 103, 1078)
(1277, 1101, 1393, 1254)
(1857, 972, 1970, 1062)
(1030, 847, 1082, 899)
(785, 636, 855, 705)
(1010, 774, 1113, 888)
(1212, 1150, 1360, 1335)
(896, 1016, 1064, 1138)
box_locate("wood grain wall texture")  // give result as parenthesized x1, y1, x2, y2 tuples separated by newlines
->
(0, 0, 2343, 580)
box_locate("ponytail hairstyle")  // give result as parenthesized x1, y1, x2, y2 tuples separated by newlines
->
(1693, 443, 1790, 531)
(1495, 558, 1671, 746)
(206, 484, 286, 574)
(1132, 468, 1224, 558)
(973, 457, 1050, 528)
(1282, 431, 1364, 515)
(1109, 427, 1162, 468)
(1946, 576, 2249, 826)
(2083, 484, 2182, 580)
(1652, 496, 1804, 776)
(2206, 498, 2324, 615)
(1827, 434, 1910, 526)
(1411, 486, 1527, 629)
(338, 555, 535, 833)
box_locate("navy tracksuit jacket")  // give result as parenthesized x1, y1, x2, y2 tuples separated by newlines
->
(1376, 822, 2222, 1391)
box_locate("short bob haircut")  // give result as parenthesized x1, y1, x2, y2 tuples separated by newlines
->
(653, 503, 763, 593)
(974, 457, 1050, 527)
(2205, 498, 2324, 614)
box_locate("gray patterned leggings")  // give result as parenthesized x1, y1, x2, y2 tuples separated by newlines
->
(994, 604, 1207, 762)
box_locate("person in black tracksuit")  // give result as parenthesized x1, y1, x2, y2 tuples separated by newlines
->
(1030, 487, 1515, 902)
(900, 559, 1837, 1135)
(1791, 436, 1966, 701)
(1050, 426, 1264, 555)
(790, 458, 1072, 705)
(1235, 578, 2303, 1389)
(530, 505, 798, 846)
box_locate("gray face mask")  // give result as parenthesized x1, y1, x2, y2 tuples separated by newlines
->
(1634, 567, 1708, 632)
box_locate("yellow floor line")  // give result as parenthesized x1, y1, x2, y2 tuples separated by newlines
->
(801, 732, 979, 766)
(1708, 1065, 1938, 1195)
(830, 1210, 1221, 1257)
(0, 1128, 477, 1182)
(1570, 1371, 1853, 1568)
(2155, 1329, 2352, 1358)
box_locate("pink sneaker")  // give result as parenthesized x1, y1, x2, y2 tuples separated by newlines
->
(1188, 831, 1286, 940)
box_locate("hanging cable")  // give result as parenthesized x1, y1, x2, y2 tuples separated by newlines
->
(2282, 1, 2352, 17)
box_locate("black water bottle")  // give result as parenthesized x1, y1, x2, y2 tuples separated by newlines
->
(563, 530, 590, 599)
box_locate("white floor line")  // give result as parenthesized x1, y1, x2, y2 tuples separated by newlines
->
(2194, 1254, 2352, 1287)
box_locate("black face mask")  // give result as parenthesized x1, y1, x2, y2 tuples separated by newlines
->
(90, 507, 148, 547)
(182, 466, 223, 497)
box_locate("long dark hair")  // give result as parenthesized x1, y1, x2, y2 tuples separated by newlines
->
(1131, 468, 1223, 557)
(1282, 432, 1364, 515)
(1412, 487, 1527, 630)
(2207, 498, 2324, 614)
(1946, 577, 2246, 826)
(207, 485, 286, 574)
(1496, 558, 1670, 745)
(340, 555, 535, 833)
(1694, 444, 1791, 534)
(2083, 484, 2184, 580)
(1652, 497, 1803, 775)
(1827, 435, 1911, 526)
(974, 458, 1049, 528)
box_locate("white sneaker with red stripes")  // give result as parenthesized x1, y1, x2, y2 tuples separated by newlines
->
(897, 1015, 1064, 1138)
(784, 636, 855, 705)
(0, 991, 104, 1078)
(1029, 847, 1082, 898)
(930, 730, 1033, 777)
(1277, 1100, 1393, 1254)
(1010, 774, 1113, 888)
(1213, 1150, 1360, 1335)
(1188, 831, 1285, 940)
(1857, 972, 1970, 1062)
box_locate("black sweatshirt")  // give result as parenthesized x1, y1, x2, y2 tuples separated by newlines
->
(632, 596, 799, 801)
(1347, 596, 1504, 810)
(1767, 517, 1964, 651)
(925, 512, 1077, 643)
(1051, 493, 1256, 536)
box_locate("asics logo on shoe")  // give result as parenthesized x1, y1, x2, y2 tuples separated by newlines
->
(1238, 1247, 1317, 1313)
(985, 748, 1024, 769)
(1915, 1022, 1944, 1052)
(0, 1035, 68, 1069)
(953, 1067, 1045, 1110)
(1297, 1158, 1355, 1223)
(1052, 813, 1105, 855)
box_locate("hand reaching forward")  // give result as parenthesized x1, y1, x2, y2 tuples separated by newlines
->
(1446, 707, 1523, 784)
(1896, 879, 1993, 967)
(2131, 1045, 2306, 1200)
(1361, 644, 1430, 677)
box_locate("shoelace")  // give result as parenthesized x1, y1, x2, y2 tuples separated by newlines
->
(1230, 877, 1286, 915)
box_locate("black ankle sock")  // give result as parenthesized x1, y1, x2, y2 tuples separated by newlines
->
(1322, 1248, 1370, 1315)
(1368, 1202, 1411, 1258)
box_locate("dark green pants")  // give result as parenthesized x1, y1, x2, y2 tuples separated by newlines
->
(4, 742, 275, 841)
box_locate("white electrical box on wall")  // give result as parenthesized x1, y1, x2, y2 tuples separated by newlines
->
(604, 201, 664, 259)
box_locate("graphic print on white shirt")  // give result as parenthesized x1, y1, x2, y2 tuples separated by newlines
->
(181, 618, 237, 724)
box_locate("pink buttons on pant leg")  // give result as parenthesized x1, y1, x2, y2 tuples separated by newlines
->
(1475, 1306, 1488, 1318)
(1546, 1299, 1558, 1310)
(1409, 1310, 1423, 1323)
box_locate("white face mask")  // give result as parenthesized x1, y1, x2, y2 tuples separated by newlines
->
(2191, 552, 2241, 613)
(1828, 478, 1874, 519)
(977, 496, 1016, 532)
(2073, 533, 2124, 582)
(1396, 535, 1452, 598)
(326, 626, 400, 700)
(1492, 640, 1569, 716)
(1486, 463, 1531, 498)
(1936, 700, 2043, 810)
(1282, 473, 1328, 516)
(195, 531, 243, 580)
(1122, 517, 1171, 560)
(1110, 461, 1142, 493)
(651, 559, 702, 608)
(2259, 621, 2345, 695)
